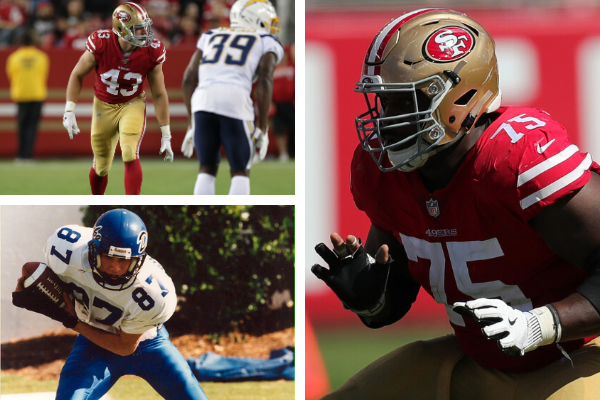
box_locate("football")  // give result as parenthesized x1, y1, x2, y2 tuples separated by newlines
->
(21, 262, 68, 308)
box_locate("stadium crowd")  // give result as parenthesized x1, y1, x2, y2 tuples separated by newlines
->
(0, 0, 291, 49)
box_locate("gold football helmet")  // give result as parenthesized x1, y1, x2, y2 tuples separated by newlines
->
(230, 0, 280, 37)
(112, 2, 154, 47)
(355, 8, 501, 172)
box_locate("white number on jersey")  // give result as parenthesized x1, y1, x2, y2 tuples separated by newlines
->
(202, 33, 257, 67)
(490, 113, 547, 143)
(399, 233, 533, 327)
(100, 69, 143, 96)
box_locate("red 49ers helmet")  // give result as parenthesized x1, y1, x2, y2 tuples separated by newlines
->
(355, 9, 501, 172)
(112, 2, 154, 47)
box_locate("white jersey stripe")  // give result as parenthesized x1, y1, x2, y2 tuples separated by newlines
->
(517, 144, 579, 187)
(520, 153, 592, 209)
(87, 37, 96, 50)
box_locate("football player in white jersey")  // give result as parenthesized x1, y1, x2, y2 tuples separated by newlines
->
(14, 209, 208, 400)
(182, 0, 285, 195)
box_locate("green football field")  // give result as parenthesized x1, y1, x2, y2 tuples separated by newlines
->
(0, 157, 295, 195)
(1, 373, 295, 399)
(315, 326, 452, 391)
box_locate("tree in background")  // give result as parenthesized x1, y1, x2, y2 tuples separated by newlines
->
(82, 205, 294, 336)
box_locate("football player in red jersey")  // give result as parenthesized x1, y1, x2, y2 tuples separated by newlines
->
(312, 9, 600, 399)
(63, 2, 173, 195)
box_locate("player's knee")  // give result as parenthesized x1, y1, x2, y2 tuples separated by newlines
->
(121, 145, 136, 162)
(94, 164, 111, 176)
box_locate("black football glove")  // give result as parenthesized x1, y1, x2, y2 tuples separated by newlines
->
(311, 242, 392, 316)
(13, 287, 78, 329)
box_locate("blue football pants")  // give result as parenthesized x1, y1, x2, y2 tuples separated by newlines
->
(194, 111, 254, 170)
(56, 326, 208, 400)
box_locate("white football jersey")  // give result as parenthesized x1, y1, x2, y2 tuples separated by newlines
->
(191, 27, 284, 120)
(43, 225, 177, 337)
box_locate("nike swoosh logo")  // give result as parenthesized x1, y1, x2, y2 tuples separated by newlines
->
(508, 317, 517, 326)
(536, 138, 556, 154)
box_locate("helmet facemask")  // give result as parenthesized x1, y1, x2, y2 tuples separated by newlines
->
(88, 239, 146, 291)
(117, 17, 154, 47)
(356, 74, 455, 172)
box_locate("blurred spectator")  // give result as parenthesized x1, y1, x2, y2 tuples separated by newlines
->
(202, 0, 233, 31)
(0, 0, 28, 47)
(60, 19, 88, 49)
(32, 1, 57, 48)
(171, 14, 198, 47)
(272, 42, 295, 161)
(6, 28, 49, 161)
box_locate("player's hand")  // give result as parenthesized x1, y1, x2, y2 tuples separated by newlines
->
(311, 233, 392, 316)
(453, 298, 549, 356)
(63, 112, 80, 139)
(13, 286, 78, 329)
(253, 127, 269, 162)
(63, 291, 76, 317)
(160, 135, 174, 162)
(181, 125, 195, 158)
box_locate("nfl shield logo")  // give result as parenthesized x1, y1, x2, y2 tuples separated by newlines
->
(426, 199, 440, 218)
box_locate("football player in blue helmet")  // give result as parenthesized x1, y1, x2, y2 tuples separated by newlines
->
(88, 209, 149, 290)
(12, 207, 209, 399)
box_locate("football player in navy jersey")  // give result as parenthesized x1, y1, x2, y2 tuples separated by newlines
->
(13, 209, 209, 400)
(63, 2, 173, 195)
(311, 8, 600, 400)
(181, 0, 284, 195)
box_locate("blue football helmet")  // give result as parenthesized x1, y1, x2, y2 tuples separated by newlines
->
(88, 209, 148, 290)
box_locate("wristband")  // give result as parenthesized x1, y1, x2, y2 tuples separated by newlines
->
(65, 101, 76, 113)
(160, 126, 171, 138)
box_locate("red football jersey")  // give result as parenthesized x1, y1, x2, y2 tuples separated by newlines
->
(351, 106, 600, 372)
(85, 30, 166, 104)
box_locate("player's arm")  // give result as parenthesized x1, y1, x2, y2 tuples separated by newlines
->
(255, 52, 277, 132)
(63, 51, 96, 139)
(454, 172, 600, 356)
(312, 224, 420, 329)
(148, 63, 173, 162)
(182, 49, 202, 122)
(62, 292, 143, 356)
(66, 50, 96, 104)
(529, 172, 600, 341)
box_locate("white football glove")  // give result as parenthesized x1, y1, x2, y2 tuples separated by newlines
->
(181, 125, 195, 158)
(63, 112, 80, 140)
(160, 135, 174, 162)
(453, 299, 559, 356)
(253, 127, 269, 162)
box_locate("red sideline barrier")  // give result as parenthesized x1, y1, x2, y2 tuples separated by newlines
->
(306, 313, 330, 400)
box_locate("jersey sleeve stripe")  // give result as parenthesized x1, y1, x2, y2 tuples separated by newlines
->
(517, 144, 579, 187)
(86, 37, 96, 52)
(156, 52, 166, 63)
(519, 153, 592, 209)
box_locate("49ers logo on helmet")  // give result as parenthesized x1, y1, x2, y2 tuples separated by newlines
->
(116, 10, 131, 22)
(424, 26, 475, 63)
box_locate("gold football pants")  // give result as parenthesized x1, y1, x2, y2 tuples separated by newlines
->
(321, 335, 600, 400)
(90, 94, 146, 176)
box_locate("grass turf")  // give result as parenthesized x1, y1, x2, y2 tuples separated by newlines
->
(0, 157, 295, 195)
(1, 373, 295, 400)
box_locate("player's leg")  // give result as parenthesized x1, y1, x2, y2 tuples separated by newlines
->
(90, 97, 119, 195)
(194, 111, 221, 195)
(514, 337, 600, 399)
(56, 335, 122, 400)
(118, 95, 146, 195)
(16, 102, 27, 159)
(321, 335, 464, 400)
(219, 116, 252, 195)
(135, 326, 209, 400)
